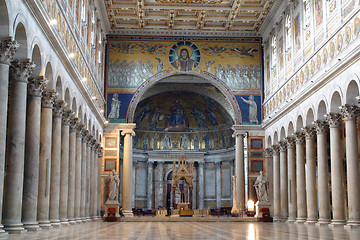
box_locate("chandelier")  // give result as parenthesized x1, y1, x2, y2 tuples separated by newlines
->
(156, 0, 223, 4)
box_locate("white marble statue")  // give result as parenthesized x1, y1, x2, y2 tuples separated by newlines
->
(241, 95, 258, 124)
(254, 171, 269, 202)
(107, 169, 119, 201)
(108, 93, 121, 119)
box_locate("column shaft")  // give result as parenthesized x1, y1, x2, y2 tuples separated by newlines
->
(121, 125, 136, 216)
(22, 77, 47, 231)
(216, 162, 222, 208)
(49, 100, 65, 227)
(37, 90, 57, 229)
(198, 162, 204, 210)
(314, 120, 330, 225)
(90, 141, 97, 220)
(285, 137, 296, 222)
(234, 133, 245, 212)
(80, 130, 89, 221)
(0, 39, 18, 234)
(74, 125, 83, 222)
(341, 105, 360, 226)
(158, 162, 164, 208)
(3, 59, 34, 233)
(279, 141, 288, 221)
(85, 138, 92, 221)
(264, 149, 274, 217)
(303, 126, 318, 223)
(67, 119, 77, 224)
(326, 113, 346, 225)
(96, 146, 102, 219)
(272, 145, 280, 222)
(147, 162, 154, 209)
(59, 110, 72, 225)
(294, 132, 306, 222)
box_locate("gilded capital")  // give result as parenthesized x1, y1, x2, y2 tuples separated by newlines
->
(0, 37, 19, 65)
(41, 89, 58, 108)
(28, 76, 48, 97)
(10, 59, 35, 83)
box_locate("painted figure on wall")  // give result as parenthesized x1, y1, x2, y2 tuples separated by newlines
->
(143, 134, 148, 149)
(206, 106, 218, 126)
(241, 95, 258, 124)
(181, 134, 190, 150)
(167, 100, 186, 129)
(278, 36, 284, 70)
(193, 135, 199, 150)
(191, 106, 207, 128)
(174, 48, 196, 71)
(314, 0, 323, 28)
(108, 93, 121, 119)
(152, 133, 159, 150)
(149, 107, 163, 130)
(162, 134, 171, 150)
(294, 14, 301, 53)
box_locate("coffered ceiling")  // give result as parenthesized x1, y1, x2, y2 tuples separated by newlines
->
(102, 0, 276, 34)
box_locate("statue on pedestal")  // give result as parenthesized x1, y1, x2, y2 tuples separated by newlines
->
(254, 171, 269, 202)
(107, 169, 119, 202)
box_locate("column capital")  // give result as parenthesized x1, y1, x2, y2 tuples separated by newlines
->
(0, 37, 19, 65)
(279, 140, 287, 151)
(198, 161, 205, 167)
(302, 126, 316, 139)
(285, 136, 296, 148)
(76, 123, 85, 136)
(53, 100, 67, 118)
(313, 120, 329, 135)
(97, 147, 103, 157)
(232, 132, 246, 138)
(215, 161, 222, 167)
(86, 134, 94, 144)
(81, 129, 90, 139)
(272, 144, 280, 153)
(293, 131, 305, 143)
(27, 76, 48, 97)
(69, 117, 79, 131)
(340, 104, 359, 121)
(325, 112, 343, 128)
(90, 138, 97, 148)
(265, 147, 274, 157)
(62, 109, 74, 125)
(41, 89, 58, 108)
(10, 59, 35, 83)
(147, 161, 154, 167)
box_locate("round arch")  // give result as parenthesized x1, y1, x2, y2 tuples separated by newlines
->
(126, 71, 242, 125)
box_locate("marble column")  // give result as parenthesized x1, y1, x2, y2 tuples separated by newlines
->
(285, 137, 297, 222)
(80, 129, 89, 221)
(22, 77, 47, 231)
(302, 126, 318, 223)
(96, 145, 103, 219)
(0, 38, 18, 234)
(120, 124, 136, 216)
(341, 105, 360, 227)
(2, 59, 34, 233)
(272, 144, 281, 222)
(85, 135, 93, 221)
(279, 141, 288, 221)
(313, 120, 331, 225)
(147, 162, 154, 209)
(264, 148, 274, 217)
(198, 162, 204, 210)
(37, 90, 58, 229)
(293, 131, 307, 223)
(216, 162, 222, 208)
(233, 132, 245, 213)
(158, 162, 164, 208)
(74, 124, 84, 223)
(67, 117, 78, 224)
(49, 100, 66, 227)
(59, 110, 73, 225)
(90, 138, 97, 220)
(326, 112, 346, 226)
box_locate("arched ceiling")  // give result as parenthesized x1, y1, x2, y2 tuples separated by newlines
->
(102, 0, 276, 33)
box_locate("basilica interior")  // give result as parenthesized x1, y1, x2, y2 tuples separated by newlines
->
(0, 0, 360, 238)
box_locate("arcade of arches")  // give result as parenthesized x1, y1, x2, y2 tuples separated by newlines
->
(0, 0, 359, 238)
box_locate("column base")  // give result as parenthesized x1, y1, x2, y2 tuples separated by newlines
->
(60, 220, 70, 226)
(123, 211, 134, 217)
(306, 218, 318, 224)
(81, 217, 87, 222)
(329, 220, 346, 227)
(39, 221, 53, 229)
(286, 218, 296, 223)
(3, 224, 27, 234)
(316, 219, 331, 226)
(75, 218, 82, 223)
(85, 217, 91, 222)
(90, 216, 97, 221)
(345, 220, 360, 228)
(23, 222, 41, 231)
(295, 218, 307, 223)
(68, 219, 76, 225)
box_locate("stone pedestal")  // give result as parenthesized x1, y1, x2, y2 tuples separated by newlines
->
(231, 175, 239, 215)
(103, 200, 120, 222)
(255, 201, 271, 221)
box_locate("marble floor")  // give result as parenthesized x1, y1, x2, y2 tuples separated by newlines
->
(0, 221, 359, 239)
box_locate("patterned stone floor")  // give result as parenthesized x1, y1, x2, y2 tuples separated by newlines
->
(0, 221, 359, 239)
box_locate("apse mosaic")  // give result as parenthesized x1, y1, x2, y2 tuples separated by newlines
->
(106, 36, 263, 124)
